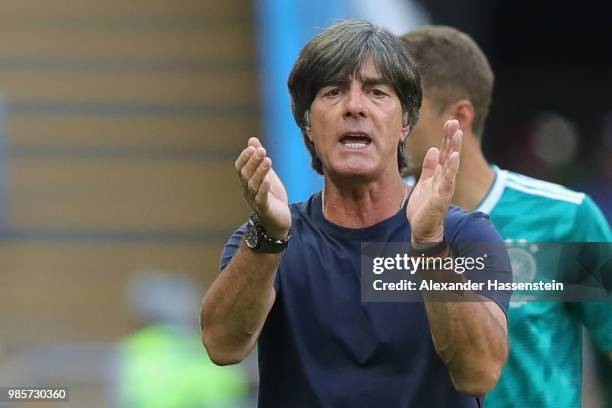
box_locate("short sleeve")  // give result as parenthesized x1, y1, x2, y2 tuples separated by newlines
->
(220, 223, 247, 271)
(574, 196, 612, 242)
(570, 196, 612, 351)
(449, 212, 513, 316)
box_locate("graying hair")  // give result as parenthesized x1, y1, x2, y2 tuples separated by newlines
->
(288, 19, 422, 175)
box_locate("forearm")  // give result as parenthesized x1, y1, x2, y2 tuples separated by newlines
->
(201, 243, 282, 365)
(411, 238, 508, 395)
(422, 293, 508, 396)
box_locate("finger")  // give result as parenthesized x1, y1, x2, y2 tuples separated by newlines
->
(420, 147, 439, 181)
(442, 149, 461, 176)
(254, 177, 271, 211)
(248, 137, 263, 149)
(235, 146, 256, 173)
(439, 129, 449, 165)
(451, 128, 463, 155)
(441, 127, 462, 170)
(445, 119, 459, 134)
(440, 119, 458, 164)
(248, 157, 272, 194)
(266, 162, 289, 203)
(442, 129, 461, 173)
(241, 147, 267, 185)
(439, 151, 460, 197)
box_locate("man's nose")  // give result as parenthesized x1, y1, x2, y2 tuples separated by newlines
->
(343, 86, 366, 119)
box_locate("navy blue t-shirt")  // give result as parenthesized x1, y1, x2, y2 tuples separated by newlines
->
(220, 192, 511, 408)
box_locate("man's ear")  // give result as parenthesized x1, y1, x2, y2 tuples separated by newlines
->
(305, 125, 313, 142)
(400, 124, 411, 143)
(304, 110, 313, 141)
(447, 99, 475, 132)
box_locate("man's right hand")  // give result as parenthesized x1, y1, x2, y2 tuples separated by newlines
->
(235, 137, 291, 240)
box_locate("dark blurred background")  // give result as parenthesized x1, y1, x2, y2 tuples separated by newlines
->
(422, 0, 612, 220)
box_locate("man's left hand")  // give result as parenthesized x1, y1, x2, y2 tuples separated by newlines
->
(407, 119, 463, 244)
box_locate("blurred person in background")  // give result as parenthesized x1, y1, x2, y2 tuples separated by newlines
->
(401, 26, 612, 408)
(115, 272, 249, 408)
(202, 20, 512, 407)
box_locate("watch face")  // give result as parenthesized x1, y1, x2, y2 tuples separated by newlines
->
(245, 219, 259, 249)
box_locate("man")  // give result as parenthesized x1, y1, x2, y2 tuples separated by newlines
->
(117, 273, 248, 408)
(401, 26, 612, 408)
(201, 20, 511, 407)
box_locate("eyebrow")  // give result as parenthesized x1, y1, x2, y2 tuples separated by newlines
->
(323, 75, 393, 89)
(360, 76, 393, 88)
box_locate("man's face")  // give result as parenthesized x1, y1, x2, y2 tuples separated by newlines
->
(405, 94, 446, 176)
(307, 57, 407, 179)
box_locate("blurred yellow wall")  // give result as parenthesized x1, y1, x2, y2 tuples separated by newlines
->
(0, 0, 255, 351)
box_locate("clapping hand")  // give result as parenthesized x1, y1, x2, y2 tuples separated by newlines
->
(235, 137, 291, 239)
(407, 119, 463, 244)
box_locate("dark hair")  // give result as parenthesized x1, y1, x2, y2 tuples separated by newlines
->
(288, 19, 422, 175)
(401, 26, 494, 139)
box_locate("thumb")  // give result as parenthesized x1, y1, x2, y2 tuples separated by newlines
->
(420, 147, 439, 181)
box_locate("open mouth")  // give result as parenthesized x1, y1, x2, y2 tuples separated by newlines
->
(340, 133, 372, 149)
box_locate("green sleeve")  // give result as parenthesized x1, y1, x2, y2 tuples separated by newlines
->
(573, 196, 612, 242)
(572, 196, 612, 351)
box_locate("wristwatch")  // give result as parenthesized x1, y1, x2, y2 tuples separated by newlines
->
(244, 214, 291, 253)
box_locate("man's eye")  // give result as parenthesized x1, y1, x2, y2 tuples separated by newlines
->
(370, 88, 387, 97)
(326, 88, 341, 97)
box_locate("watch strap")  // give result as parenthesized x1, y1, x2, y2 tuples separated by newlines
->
(247, 213, 290, 253)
